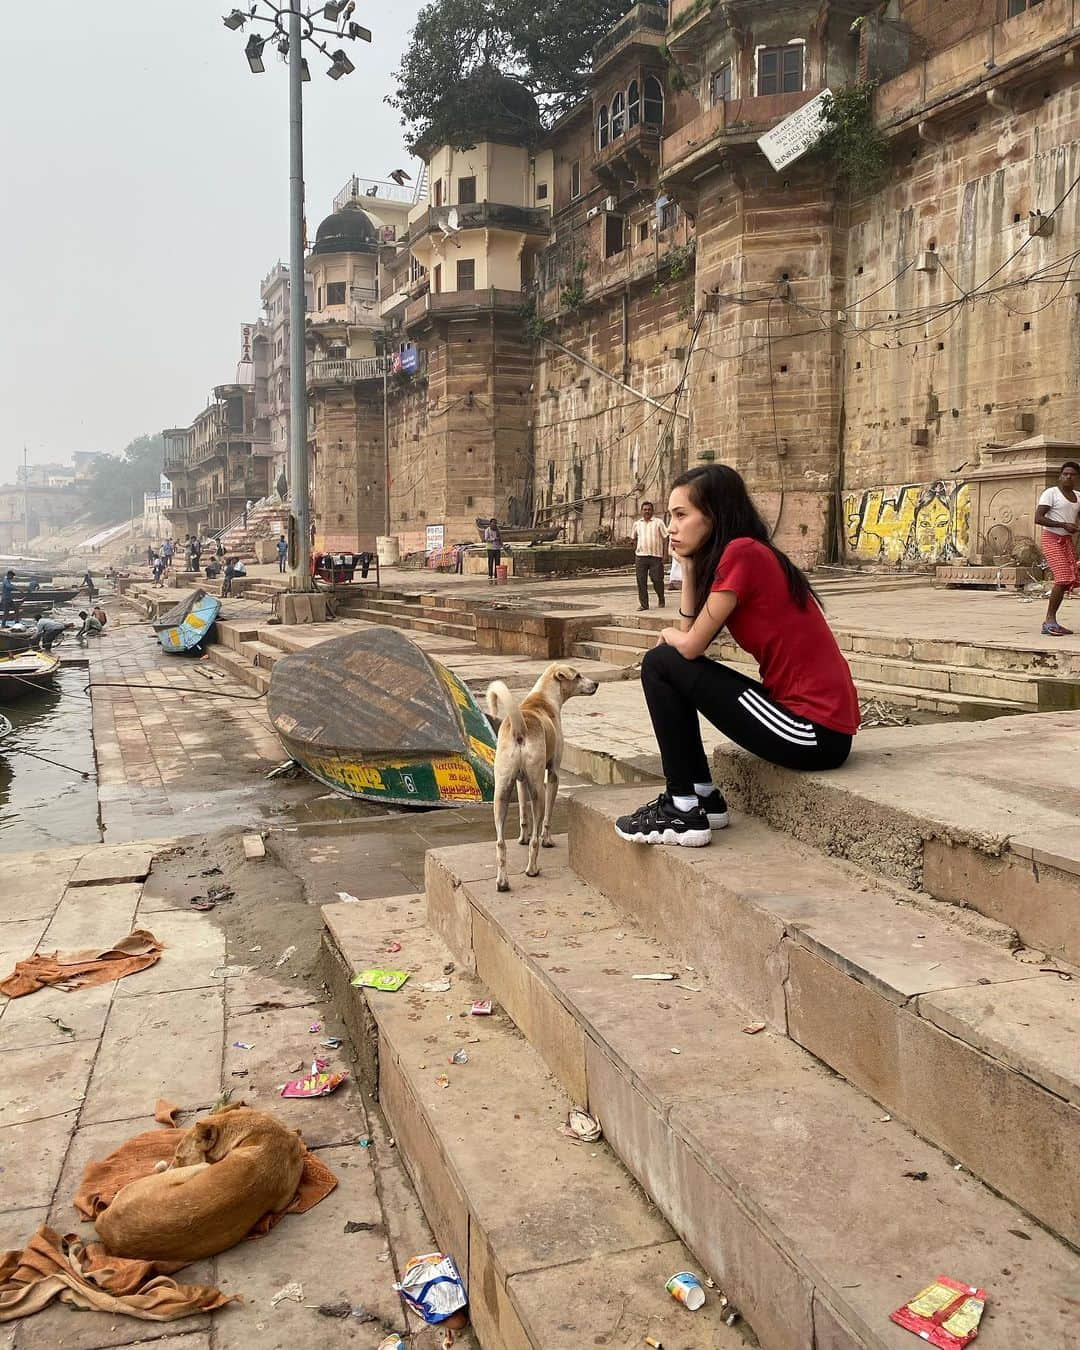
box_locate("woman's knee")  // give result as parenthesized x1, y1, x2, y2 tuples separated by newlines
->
(641, 641, 691, 684)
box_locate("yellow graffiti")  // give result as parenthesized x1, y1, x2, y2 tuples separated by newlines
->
(433, 756, 482, 802)
(306, 757, 386, 793)
(844, 481, 970, 564)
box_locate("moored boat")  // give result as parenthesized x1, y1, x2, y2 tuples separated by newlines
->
(0, 628, 34, 654)
(11, 587, 78, 604)
(267, 626, 496, 807)
(0, 650, 60, 696)
(152, 589, 221, 654)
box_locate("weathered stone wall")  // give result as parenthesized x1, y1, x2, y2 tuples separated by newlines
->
(311, 385, 386, 552)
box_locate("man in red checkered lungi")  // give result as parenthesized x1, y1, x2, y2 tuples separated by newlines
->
(1036, 461, 1080, 636)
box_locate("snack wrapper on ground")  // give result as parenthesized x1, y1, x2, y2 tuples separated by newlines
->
(280, 1070, 348, 1098)
(890, 1276, 986, 1349)
(350, 969, 410, 992)
(393, 1252, 467, 1325)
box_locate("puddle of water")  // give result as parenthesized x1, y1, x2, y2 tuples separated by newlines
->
(0, 667, 99, 849)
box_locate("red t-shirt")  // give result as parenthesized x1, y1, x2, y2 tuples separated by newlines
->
(710, 537, 860, 734)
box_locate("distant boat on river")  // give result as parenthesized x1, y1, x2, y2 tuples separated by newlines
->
(267, 626, 497, 807)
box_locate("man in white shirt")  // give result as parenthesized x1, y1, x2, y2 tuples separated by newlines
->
(1035, 460, 1080, 636)
(631, 501, 669, 611)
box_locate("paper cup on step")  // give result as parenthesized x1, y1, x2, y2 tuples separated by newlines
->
(666, 1271, 706, 1310)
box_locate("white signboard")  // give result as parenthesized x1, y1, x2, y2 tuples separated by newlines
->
(757, 88, 832, 172)
(425, 523, 445, 553)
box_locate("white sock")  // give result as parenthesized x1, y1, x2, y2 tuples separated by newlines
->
(671, 794, 698, 813)
(694, 781, 717, 797)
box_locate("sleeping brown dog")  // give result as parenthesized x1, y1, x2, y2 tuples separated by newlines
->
(95, 1104, 304, 1262)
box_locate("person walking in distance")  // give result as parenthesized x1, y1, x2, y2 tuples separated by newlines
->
(484, 519, 503, 584)
(1, 570, 16, 628)
(276, 534, 288, 574)
(613, 464, 859, 848)
(1036, 460, 1080, 636)
(632, 501, 668, 611)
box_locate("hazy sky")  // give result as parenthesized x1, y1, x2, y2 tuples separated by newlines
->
(0, 0, 422, 483)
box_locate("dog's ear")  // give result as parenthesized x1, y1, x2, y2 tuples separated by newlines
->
(193, 1120, 220, 1154)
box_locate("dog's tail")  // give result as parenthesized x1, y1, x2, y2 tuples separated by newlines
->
(486, 680, 526, 741)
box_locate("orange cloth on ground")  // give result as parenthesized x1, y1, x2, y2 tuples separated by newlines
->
(0, 1107, 337, 1325)
(0, 930, 163, 999)
(0, 1226, 234, 1323)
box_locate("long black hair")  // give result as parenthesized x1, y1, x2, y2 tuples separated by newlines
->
(671, 464, 822, 618)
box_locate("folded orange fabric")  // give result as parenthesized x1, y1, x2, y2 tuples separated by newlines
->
(0, 1226, 234, 1323)
(0, 930, 163, 999)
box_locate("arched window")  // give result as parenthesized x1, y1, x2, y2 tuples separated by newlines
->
(628, 79, 641, 128)
(611, 91, 625, 139)
(643, 76, 664, 126)
(597, 103, 609, 149)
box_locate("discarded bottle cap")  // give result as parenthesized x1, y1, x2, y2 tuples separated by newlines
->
(666, 1271, 706, 1310)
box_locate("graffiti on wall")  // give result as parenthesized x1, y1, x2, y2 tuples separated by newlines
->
(843, 480, 970, 563)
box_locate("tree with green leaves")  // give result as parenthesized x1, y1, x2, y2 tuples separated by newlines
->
(389, 0, 628, 151)
(84, 434, 165, 524)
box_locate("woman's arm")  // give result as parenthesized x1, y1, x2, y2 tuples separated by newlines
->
(661, 587, 737, 660)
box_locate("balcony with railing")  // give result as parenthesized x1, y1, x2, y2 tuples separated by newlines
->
(307, 287, 381, 329)
(409, 202, 551, 246)
(334, 174, 422, 210)
(404, 288, 528, 327)
(306, 355, 392, 387)
(593, 1, 668, 71)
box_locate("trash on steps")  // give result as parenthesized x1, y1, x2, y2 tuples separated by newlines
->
(903, 1170, 929, 1181)
(281, 1069, 348, 1098)
(0, 930, 164, 999)
(450, 1048, 469, 1065)
(242, 833, 266, 860)
(890, 1276, 986, 1348)
(742, 1022, 767, 1035)
(420, 977, 452, 993)
(632, 972, 676, 981)
(469, 999, 493, 1016)
(378, 1336, 406, 1350)
(271, 1281, 305, 1308)
(336, 890, 361, 903)
(394, 1252, 469, 1326)
(274, 945, 297, 967)
(560, 1109, 602, 1143)
(351, 969, 410, 992)
(665, 1271, 706, 1310)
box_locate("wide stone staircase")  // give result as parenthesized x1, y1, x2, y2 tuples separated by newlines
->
(321, 781, 1079, 1347)
(334, 588, 479, 642)
(569, 611, 1080, 718)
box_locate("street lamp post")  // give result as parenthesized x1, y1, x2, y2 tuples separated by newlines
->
(222, 4, 371, 591)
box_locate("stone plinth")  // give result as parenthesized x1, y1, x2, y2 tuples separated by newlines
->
(965, 436, 1080, 563)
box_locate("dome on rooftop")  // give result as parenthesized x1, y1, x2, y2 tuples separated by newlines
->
(311, 204, 379, 256)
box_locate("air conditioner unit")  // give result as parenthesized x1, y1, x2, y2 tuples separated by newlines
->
(602, 195, 617, 212)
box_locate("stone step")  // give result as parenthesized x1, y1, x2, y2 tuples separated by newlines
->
(321, 897, 750, 1350)
(340, 593, 477, 629)
(418, 834, 1078, 1348)
(567, 643, 1029, 719)
(204, 642, 270, 693)
(213, 620, 261, 653)
(239, 638, 286, 672)
(337, 604, 476, 642)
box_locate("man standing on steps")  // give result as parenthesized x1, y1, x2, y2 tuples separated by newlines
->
(631, 501, 668, 611)
(276, 534, 288, 574)
(1036, 460, 1080, 636)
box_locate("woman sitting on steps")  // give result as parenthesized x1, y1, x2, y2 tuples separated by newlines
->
(615, 464, 860, 848)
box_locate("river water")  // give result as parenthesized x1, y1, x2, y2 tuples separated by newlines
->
(0, 665, 99, 850)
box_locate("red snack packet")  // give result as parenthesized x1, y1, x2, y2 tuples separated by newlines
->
(890, 1276, 986, 1349)
(280, 1069, 348, 1098)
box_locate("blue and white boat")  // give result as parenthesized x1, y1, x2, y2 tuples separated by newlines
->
(153, 589, 221, 654)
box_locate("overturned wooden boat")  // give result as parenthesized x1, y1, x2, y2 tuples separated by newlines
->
(152, 589, 221, 654)
(11, 586, 78, 604)
(0, 650, 60, 696)
(267, 626, 496, 807)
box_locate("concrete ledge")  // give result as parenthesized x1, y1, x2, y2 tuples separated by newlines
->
(416, 836, 1078, 1346)
(320, 898, 745, 1350)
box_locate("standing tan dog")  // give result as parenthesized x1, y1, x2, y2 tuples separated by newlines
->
(486, 662, 598, 892)
(95, 1104, 304, 1263)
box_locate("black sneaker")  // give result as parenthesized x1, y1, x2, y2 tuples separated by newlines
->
(614, 793, 712, 847)
(696, 789, 730, 830)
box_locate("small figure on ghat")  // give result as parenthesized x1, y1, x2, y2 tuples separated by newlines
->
(1035, 460, 1080, 637)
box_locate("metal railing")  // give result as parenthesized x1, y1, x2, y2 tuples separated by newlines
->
(306, 355, 392, 384)
(409, 202, 551, 242)
(334, 174, 422, 209)
(593, 1, 668, 63)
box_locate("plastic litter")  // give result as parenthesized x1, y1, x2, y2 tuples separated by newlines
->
(358, 1136, 372, 1148)
(233, 1041, 254, 1050)
(742, 1022, 767, 1035)
(212, 965, 252, 979)
(450, 1049, 469, 1065)
(336, 891, 361, 903)
(324, 1037, 343, 1049)
(315, 1301, 375, 1320)
(344, 1220, 379, 1234)
(470, 999, 492, 1016)
(560, 1109, 602, 1143)
(275, 946, 297, 967)
(435, 1074, 451, 1089)
(378, 1337, 407, 1350)
(670, 1047, 681, 1054)
(421, 978, 452, 993)
(351, 969, 410, 992)
(271, 1281, 304, 1308)
(281, 1069, 349, 1098)
(387, 941, 402, 953)
(309, 1021, 323, 1033)
(394, 1252, 469, 1325)
(890, 1276, 986, 1348)
(632, 972, 676, 981)
(666, 1271, 705, 1310)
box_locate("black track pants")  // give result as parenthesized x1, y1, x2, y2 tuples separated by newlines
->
(640, 643, 852, 795)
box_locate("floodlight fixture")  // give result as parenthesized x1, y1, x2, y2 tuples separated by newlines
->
(222, 10, 246, 31)
(323, 1, 345, 19)
(245, 32, 266, 72)
(327, 48, 354, 79)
